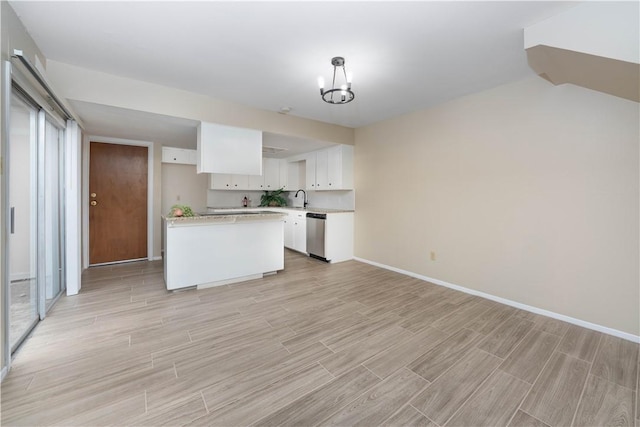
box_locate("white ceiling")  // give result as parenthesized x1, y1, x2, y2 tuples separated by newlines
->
(10, 1, 578, 137)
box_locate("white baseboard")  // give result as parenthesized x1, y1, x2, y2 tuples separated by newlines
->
(150, 256, 162, 261)
(354, 257, 640, 344)
(1, 366, 7, 382)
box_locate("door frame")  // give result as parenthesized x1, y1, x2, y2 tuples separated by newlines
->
(82, 136, 155, 269)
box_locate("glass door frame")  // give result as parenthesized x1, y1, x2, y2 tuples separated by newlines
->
(2, 62, 68, 361)
(40, 113, 66, 314)
(7, 90, 41, 354)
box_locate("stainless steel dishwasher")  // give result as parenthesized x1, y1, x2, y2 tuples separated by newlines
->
(306, 213, 327, 261)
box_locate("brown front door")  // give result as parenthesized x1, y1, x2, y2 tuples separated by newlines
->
(89, 142, 148, 264)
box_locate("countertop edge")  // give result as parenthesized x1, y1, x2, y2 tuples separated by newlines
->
(206, 207, 355, 214)
(163, 212, 287, 224)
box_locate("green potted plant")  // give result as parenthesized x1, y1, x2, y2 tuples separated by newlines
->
(168, 204, 195, 217)
(260, 188, 288, 207)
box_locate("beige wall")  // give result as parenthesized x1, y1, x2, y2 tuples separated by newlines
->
(45, 60, 354, 146)
(354, 77, 639, 336)
(161, 163, 209, 218)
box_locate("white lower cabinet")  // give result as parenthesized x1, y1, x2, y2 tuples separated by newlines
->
(283, 210, 307, 253)
(292, 217, 306, 253)
(283, 216, 294, 248)
(325, 212, 354, 263)
(210, 208, 353, 261)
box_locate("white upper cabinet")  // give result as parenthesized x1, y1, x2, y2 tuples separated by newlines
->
(210, 173, 248, 190)
(248, 158, 281, 191)
(306, 145, 353, 191)
(305, 154, 317, 191)
(315, 149, 329, 190)
(326, 145, 354, 190)
(263, 158, 280, 190)
(248, 173, 264, 191)
(205, 143, 353, 192)
(162, 147, 197, 165)
(279, 159, 289, 190)
(210, 173, 232, 190)
(197, 122, 262, 175)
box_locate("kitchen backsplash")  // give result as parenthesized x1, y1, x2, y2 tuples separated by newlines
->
(294, 190, 355, 210)
(207, 189, 355, 210)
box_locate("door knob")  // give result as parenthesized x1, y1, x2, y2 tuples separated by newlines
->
(90, 201, 98, 206)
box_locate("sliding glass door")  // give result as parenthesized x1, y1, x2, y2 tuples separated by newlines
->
(8, 93, 39, 351)
(7, 90, 66, 352)
(43, 118, 65, 311)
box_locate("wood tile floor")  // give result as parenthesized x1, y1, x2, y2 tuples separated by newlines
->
(1, 250, 638, 426)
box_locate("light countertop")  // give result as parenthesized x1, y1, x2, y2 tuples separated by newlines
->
(207, 206, 355, 214)
(163, 211, 286, 225)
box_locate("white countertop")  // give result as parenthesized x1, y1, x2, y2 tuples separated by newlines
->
(163, 211, 286, 225)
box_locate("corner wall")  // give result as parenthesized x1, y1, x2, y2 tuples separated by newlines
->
(354, 77, 639, 336)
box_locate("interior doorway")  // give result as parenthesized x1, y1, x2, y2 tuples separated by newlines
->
(88, 142, 148, 265)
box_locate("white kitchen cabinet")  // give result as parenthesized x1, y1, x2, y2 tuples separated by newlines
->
(292, 214, 307, 253)
(248, 158, 281, 191)
(210, 174, 231, 190)
(326, 145, 354, 190)
(230, 175, 249, 190)
(305, 154, 317, 191)
(248, 173, 264, 190)
(264, 158, 280, 190)
(325, 212, 354, 262)
(315, 149, 328, 190)
(209, 174, 248, 190)
(283, 215, 294, 248)
(283, 210, 306, 253)
(162, 147, 197, 165)
(279, 159, 289, 190)
(304, 145, 353, 191)
(197, 121, 262, 175)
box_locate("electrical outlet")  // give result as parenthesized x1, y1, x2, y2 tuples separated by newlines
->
(176, 194, 181, 201)
(430, 251, 436, 261)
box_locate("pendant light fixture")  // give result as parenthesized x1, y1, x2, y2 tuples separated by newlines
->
(318, 56, 355, 104)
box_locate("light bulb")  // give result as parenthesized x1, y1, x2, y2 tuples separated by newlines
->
(317, 77, 325, 89)
(346, 72, 353, 84)
(340, 84, 347, 95)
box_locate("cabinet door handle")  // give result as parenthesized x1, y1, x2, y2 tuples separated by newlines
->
(10, 207, 15, 234)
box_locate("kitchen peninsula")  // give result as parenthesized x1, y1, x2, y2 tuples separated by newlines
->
(163, 211, 286, 290)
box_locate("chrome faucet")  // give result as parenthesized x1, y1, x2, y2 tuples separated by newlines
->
(294, 189, 308, 208)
